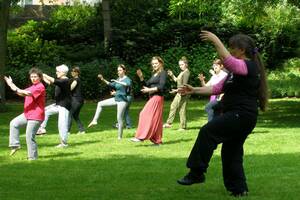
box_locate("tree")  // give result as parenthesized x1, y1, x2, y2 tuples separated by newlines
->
(0, 0, 11, 112)
(102, 0, 111, 53)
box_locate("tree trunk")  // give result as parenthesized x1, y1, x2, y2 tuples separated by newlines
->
(102, 0, 111, 53)
(0, 0, 11, 112)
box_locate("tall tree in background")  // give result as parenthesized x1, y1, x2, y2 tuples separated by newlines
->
(0, 0, 11, 111)
(102, 0, 111, 53)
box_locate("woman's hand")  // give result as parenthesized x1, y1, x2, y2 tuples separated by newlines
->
(169, 89, 178, 94)
(97, 74, 104, 81)
(167, 70, 173, 77)
(199, 31, 220, 44)
(4, 76, 13, 86)
(178, 84, 194, 95)
(141, 86, 153, 94)
(198, 73, 205, 82)
(136, 69, 143, 79)
(110, 90, 116, 96)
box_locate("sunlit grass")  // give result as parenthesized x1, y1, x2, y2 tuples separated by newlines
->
(0, 99, 300, 200)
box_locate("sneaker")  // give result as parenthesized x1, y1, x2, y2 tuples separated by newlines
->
(36, 128, 46, 135)
(77, 131, 86, 134)
(28, 157, 37, 161)
(177, 128, 186, 131)
(55, 143, 68, 148)
(130, 138, 142, 142)
(163, 123, 172, 128)
(177, 172, 205, 185)
(10, 146, 21, 156)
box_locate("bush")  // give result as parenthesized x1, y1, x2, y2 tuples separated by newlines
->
(268, 58, 300, 98)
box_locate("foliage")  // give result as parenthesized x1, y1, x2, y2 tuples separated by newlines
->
(169, 0, 222, 21)
(7, 20, 64, 68)
(268, 58, 300, 98)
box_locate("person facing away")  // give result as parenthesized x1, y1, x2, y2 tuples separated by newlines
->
(177, 31, 268, 197)
(37, 64, 72, 148)
(163, 56, 190, 131)
(131, 56, 167, 145)
(88, 64, 132, 140)
(4, 67, 46, 160)
(198, 59, 227, 121)
(68, 66, 85, 134)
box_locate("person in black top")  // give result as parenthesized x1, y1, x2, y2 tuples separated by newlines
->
(177, 31, 268, 197)
(131, 56, 167, 145)
(68, 66, 85, 134)
(37, 64, 72, 148)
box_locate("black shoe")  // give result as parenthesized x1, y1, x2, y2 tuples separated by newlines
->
(230, 191, 248, 197)
(177, 173, 205, 185)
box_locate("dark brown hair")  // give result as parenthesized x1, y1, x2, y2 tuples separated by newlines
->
(229, 34, 268, 111)
(29, 67, 43, 79)
(72, 66, 80, 75)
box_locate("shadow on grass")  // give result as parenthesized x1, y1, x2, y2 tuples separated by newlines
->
(39, 152, 83, 159)
(0, 153, 299, 200)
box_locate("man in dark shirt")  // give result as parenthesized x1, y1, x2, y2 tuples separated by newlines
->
(37, 64, 71, 148)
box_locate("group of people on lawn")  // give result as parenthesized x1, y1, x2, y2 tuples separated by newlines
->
(4, 31, 268, 197)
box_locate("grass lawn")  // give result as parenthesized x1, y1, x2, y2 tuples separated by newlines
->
(0, 99, 300, 200)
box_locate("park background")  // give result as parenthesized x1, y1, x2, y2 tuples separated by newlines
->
(0, 0, 300, 199)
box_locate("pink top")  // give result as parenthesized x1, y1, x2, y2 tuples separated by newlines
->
(207, 70, 227, 101)
(212, 56, 248, 95)
(24, 82, 46, 121)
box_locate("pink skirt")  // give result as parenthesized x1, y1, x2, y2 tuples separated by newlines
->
(135, 95, 164, 144)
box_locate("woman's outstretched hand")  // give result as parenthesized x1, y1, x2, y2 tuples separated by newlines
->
(178, 84, 194, 95)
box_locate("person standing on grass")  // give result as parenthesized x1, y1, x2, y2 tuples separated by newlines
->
(37, 64, 71, 148)
(131, 56, 167, 145)
(163, 56, 190, 131)
(88, 64, 132, 140)
(177, 31, 268, 197)
(4, 68, 45, 160)
(68, 66, 85, 134)
(198, 59, 227, 121)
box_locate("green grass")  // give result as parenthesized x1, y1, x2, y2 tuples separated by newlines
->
(1, 99, 300, 200)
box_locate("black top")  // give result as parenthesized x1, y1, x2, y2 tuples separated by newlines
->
(54, 78, 72, 110)
(71, 77, 84, 102)
(142, 70, 167, 96)
(221, 60, 260, 114)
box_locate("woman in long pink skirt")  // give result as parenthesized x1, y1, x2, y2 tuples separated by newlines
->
(131, 56, 167, 145)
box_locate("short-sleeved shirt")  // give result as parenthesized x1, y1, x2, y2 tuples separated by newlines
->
(24, 82, 46, 121)
(109, 76, 132, 102)
(54, 78, 72, 110)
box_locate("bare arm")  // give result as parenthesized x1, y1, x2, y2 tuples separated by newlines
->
(97, 74, 110, 85)
(178, 84, 213, 96)
(4, 76, 32, 97)
(43, 73, 55, 84)
(167, 70, 177, 82)
(70, 80, 77, 91)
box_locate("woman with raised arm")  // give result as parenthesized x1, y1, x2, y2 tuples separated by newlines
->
(163, 56, 190, 131)
(198, 59, 227, 121)
(131, 56, 167, 145)
(177, 31, 268, 197)
(36, 64, 71, 148)
(88, 64, 132, 139)
(4, 68, 45, 160)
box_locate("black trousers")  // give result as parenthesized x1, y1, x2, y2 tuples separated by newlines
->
(187, 110, 257, 193)
(68, 98, 85, 132)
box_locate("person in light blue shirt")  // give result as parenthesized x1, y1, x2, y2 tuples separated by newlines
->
(88, 64, 132, 139)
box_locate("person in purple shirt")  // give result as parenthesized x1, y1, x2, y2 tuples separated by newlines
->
(177, 31, 268, 197)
